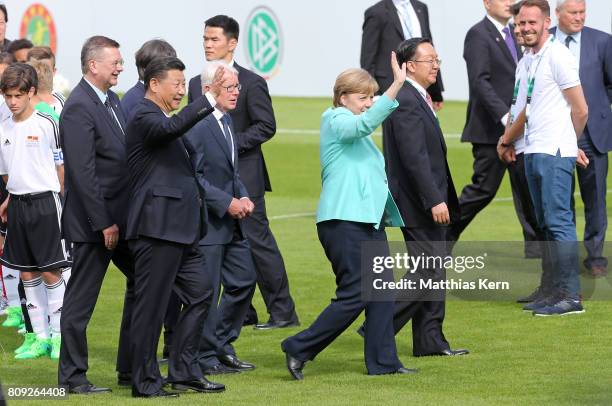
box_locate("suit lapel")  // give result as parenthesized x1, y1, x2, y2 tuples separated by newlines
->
(578, 28, 588, 77)
(484, 18, 516, 67)
(79, 79, 125, 145)
(206, 116, 234, 167)
(410, 0, 426, 33)
(406, 83, 446, 153)
(385, 0, 405, 39)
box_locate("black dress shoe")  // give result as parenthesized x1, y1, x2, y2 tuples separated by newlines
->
(285, 352, 306, 380)
(117, 373, 131, 387)
(132, 388, 178, 398)
(218, 354, 255, 371)
(254, 319, 300, 330)
(171, 377, 225, 393)
(202, 363, 240, 375)
(420, 348, 470, 356)
(69, 383, 112, 394)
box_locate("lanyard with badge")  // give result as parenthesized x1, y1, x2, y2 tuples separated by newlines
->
(524, 36, 555, 144)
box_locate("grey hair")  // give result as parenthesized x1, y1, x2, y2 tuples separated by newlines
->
(80, 36, 120, 74)
(200, 60, 238, 88)
(556, 0, 585, 10)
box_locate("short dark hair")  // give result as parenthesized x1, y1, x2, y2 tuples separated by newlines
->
(0, 63, 38, 94)
(520, 0, 550, 17)
(135, 39, 176, 81)
(80, 35, 120, 74)
(143, 56, 185, 90)
(0, 5, 8, 23)
(27, 46, 55, 67)
(205, 15, 240, 40)
(7, 39, 34, 55)
(0, 52, 14, 65)
(395, 37, 432, 65)
(510, 0, 524, 16)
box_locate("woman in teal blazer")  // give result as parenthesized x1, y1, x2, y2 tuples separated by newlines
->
(282, 53, 417, 379)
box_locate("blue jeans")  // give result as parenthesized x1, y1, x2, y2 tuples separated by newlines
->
(524, 152, 580, 298)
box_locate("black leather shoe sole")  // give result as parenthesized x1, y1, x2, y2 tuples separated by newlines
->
(69, 384, 112, 394)
(132, 389, 178, 398)
(171, 383, 225, 393)
(254, 320, 300, 330)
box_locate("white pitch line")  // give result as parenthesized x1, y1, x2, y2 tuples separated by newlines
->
(277, 129, 461, 139)
(269, 192, 608, 220)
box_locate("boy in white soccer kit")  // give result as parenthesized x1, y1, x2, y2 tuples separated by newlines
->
(0, 63, 70, 359)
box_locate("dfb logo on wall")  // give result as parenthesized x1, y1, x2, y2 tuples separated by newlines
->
(245, 6, 282, 79)
(19, 3, 57, 54)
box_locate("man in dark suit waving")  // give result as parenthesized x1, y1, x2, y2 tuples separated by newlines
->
(59, 35, 134, 394)
(186, 61, 257, 375)
(361, 0, 444, 108)
(188, 15, 299, 330)
(551, 0, 612, 278)
(450, 0, 537, 255)
(126, 57, 224, 398)
(382, 38, 468, 357)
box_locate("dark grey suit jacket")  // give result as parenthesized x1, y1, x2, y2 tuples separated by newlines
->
(60, 78, 129, 242)
(383, 82, 459, 228)
(125, 96, 213, 245)
(184, 113, 249, 246)
(360, 0, 444, 101)
(551, 26, 612, 153)
(461, 17, 522, 144)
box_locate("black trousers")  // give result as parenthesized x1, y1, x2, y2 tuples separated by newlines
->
(197, 232, 257, 369)
(451, 144, 538, 255)
(576, 132, 608, 269)
(391, 226, 451, 356)
(282, 220, 402, 375)
(59, 240, 134, 388)
(129, 237, 212, 395)
(242, 194, 298, 323)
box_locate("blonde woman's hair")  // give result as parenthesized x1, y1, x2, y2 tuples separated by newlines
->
(332, 68, 379, 108)
(27, 59, 54, 94)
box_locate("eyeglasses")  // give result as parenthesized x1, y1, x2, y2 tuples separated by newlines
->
(96, 59, 124, 68)
(410, 58, 442, 67)
(223, 83, 242, 92)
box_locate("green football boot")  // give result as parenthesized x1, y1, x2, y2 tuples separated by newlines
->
(14, 336, 51, 359)
(50, 334, 61, 360)
(14, 332, 37, 355)
(1, 306, 23, 328)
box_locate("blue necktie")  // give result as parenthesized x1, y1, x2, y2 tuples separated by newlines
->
(502, 26, 518, 64)
(220, 114, 233, 163)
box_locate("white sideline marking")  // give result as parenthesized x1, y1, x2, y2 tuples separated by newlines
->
(277, 128, 461, 139)
(269, 192, 608, 220)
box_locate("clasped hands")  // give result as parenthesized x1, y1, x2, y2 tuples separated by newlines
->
(228, 197, 255, 219)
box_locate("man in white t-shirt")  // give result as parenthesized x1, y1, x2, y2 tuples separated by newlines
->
(0, 63, 70, 359)
(498, 0, 588, 316)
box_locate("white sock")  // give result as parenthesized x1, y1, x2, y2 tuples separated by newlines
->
(44, 277, 65, 336)
(22, 277, 49, 339)
(61, 267, 71, 285)
(2, 266, 21, 307)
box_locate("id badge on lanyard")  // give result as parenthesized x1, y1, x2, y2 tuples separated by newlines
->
(524, 36, 555, 145)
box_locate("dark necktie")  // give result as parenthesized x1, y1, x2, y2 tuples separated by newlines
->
(565, 35, 573, 48)
(502, 26, 518, 64)
(220, 114, 234, 163)
(104, 96, 124, 135)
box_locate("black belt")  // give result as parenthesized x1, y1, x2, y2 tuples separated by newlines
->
(10, 191, 53, 201)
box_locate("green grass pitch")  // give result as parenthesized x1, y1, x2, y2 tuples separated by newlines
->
(1, 98, 611, 405)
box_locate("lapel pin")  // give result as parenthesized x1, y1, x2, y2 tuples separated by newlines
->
(496, 37, 500, 42)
